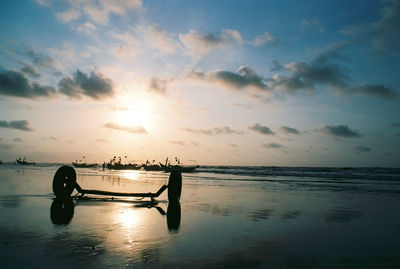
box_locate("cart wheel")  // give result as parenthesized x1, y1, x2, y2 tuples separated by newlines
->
(168, 171, 182, 203)
(53, 166, 76, 198)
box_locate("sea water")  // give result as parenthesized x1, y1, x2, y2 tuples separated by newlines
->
(1, 164, 400, 268)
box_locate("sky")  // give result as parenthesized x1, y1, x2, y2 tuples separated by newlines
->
(0, 0, 399, 166)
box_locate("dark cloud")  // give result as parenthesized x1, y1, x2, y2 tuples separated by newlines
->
(182, 126, 243, 135)
(58, 70, 114, 100)
(13, 137, 23, 142)
(389, 123, 400, 127)
(190, 66, 270, 92)
(0, 120, 33, 131)
(0, 70, 56, 98)
(347, 84, 397, 100)
(168, 140, 185, 146)
(262, 142, 284, 149)
(148, 77, 168, 94)
(315, 125, 361, 138)
(340, 0, 400, 54)
(20, 65, 40, 78)
(25, 47, 57, 68)
(270, 60, 283, 71)
(248, 124, 274, 135)
(104, 122, 147, 134)
(279, 126, 301, 135)
(354, 146, 371, 153)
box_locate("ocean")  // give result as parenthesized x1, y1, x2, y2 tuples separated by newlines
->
(1, 163, 400, 268)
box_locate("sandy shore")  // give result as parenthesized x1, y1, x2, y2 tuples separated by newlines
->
(1, 166, 400, 268)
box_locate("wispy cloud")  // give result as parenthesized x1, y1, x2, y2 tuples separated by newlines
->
(251, 32, 278, 47)
(182, 126, 243, 135)
(262, 142, 285, 148)
(0, 120, 33, 132)
(179, 29, 242, 55)
(315, 125, 361, 138)
(279, 126, 301, 135)
(248, 124, 274, 135)
(340, 0, 400, 54)
(144, 25, 180, 54)
(40, 0, 143, 25)
(104, 122, 147, 134)
(168, 140, 185, 146)
(354, 146, 371, 153)
(300, 18, 326, 34)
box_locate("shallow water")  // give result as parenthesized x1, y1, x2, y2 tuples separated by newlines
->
(1, 165, 400, 268)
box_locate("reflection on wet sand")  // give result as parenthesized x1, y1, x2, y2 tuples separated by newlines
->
(50, 198, 181, 232)
(50, 198, 74, 225)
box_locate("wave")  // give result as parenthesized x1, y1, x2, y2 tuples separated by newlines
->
(196, 166, 400, 181)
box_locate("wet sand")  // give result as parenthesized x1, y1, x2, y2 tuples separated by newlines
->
(1, 166, 400, 268)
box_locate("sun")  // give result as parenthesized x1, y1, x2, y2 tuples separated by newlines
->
(114, 102, 152, 128)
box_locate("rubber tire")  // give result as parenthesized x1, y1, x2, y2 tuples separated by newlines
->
(168, 171, 182, 204)
(53, 166, 77, 198)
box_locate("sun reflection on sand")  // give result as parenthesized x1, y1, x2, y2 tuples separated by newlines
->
(120, 170, 142, 181)
(119, 205, 141, 229)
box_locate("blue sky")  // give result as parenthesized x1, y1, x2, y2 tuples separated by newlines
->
(0, 0, 399, 166)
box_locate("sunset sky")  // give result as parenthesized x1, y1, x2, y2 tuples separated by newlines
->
(0, 0, 399, 166)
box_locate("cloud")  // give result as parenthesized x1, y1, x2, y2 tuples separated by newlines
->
(104, 122, 147, 134)
(168, 140, 185, 146)
(144, 25, 180, 54)
(20, 65, 40, 78)
(148, 77, 168, 95)
(191, 140, 199, 146)
(389, 123, 400, 127)
(13, 137, 23, 142)
(279, 126, 301, 135)
(179, 29, 242, 55)
(251, 32, 277, 47)
(77, 22, 96, 33)
(300, 18, 326, 34)
(270, 60, 284, 71)
(354, 146, 371, 153)
(248, 124, 274, 135)
(58, 70, 114, 99)
(0, 120, 33, 131)
(262, 142, 284, 148)
(347, 84, 397, 100)
(182, 126, 243, 135)
(190, 66, 269, 92)
(340, 0, 400, 54)
(51, 0, 143, 25)
(0, 70, 56, 99)
(315, 125, 361, 138)
(25, 47, 57, 69)
(109, 32, 140, 58)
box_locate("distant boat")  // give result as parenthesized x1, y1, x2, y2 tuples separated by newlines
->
(106, 162, 142, 170)
(142, 164, 164, 171)
(163, 165, 198, 173)
(16, 159, 35, 165)
(72, 162, 98, 168)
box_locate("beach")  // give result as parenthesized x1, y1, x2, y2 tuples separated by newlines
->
(1, 164, 400, 268)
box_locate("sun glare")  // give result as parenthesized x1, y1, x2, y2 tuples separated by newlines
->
(114, 102, 152, 128)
